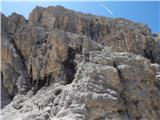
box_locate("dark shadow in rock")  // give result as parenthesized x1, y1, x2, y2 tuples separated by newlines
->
(63, 47, 77, 84)
(31, 73, 53, 94)
(144, 49, 154, 63)
(55, 89, 62, 96)
(1, 73, 13, 109)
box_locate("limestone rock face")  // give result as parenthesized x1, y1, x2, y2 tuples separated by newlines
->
(13, 25, 102, 83)
(1, 20, 29, 97)
(152, 33, 160, 64)
(1, 13, 26, 34)
(29, 6, 151, 55)
(1, 6, 160, 120)
(1, 48, 159, 120)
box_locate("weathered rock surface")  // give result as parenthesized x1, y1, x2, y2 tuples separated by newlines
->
(1, 13, 29, 98)
(29, 6, 152, 55)
(1, 6, 160, 120)
(151, 33, 160, 64)
(1, 48, 159, 120)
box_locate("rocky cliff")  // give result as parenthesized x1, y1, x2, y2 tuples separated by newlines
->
(1, 6, 160, 120)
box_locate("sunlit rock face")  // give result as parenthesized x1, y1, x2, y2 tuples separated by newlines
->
(1, 6, 160, 120)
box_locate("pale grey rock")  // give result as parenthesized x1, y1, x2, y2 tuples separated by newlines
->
(1, 48, 159, 120)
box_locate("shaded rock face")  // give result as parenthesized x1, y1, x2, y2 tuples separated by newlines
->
(1, 6, 160, 120)
(1, 14, 29, 97)
(151, 33, 160, 64)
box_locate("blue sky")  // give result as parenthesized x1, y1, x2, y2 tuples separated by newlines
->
(1, 1, 160, 33)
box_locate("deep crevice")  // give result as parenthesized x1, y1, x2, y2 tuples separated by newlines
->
(144, 49, 154, 63)
(29, 64, 33, 87)
(8, 34, 31, 93)
(63, 47, 77, 84)
(11, 35, 30, 86)
(113, 61, 130, 120)
(1, 72, 13, 108)
(32, 73, 52, 93)
(11, 36, 27, 71)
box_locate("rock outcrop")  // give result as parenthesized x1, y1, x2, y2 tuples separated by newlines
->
(1, 48, 159, 120)
(151, 33, 160, 64)
(1, 6, 160, 120)
(1, 13, 29, 97)
(28, 6, 152, 55)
